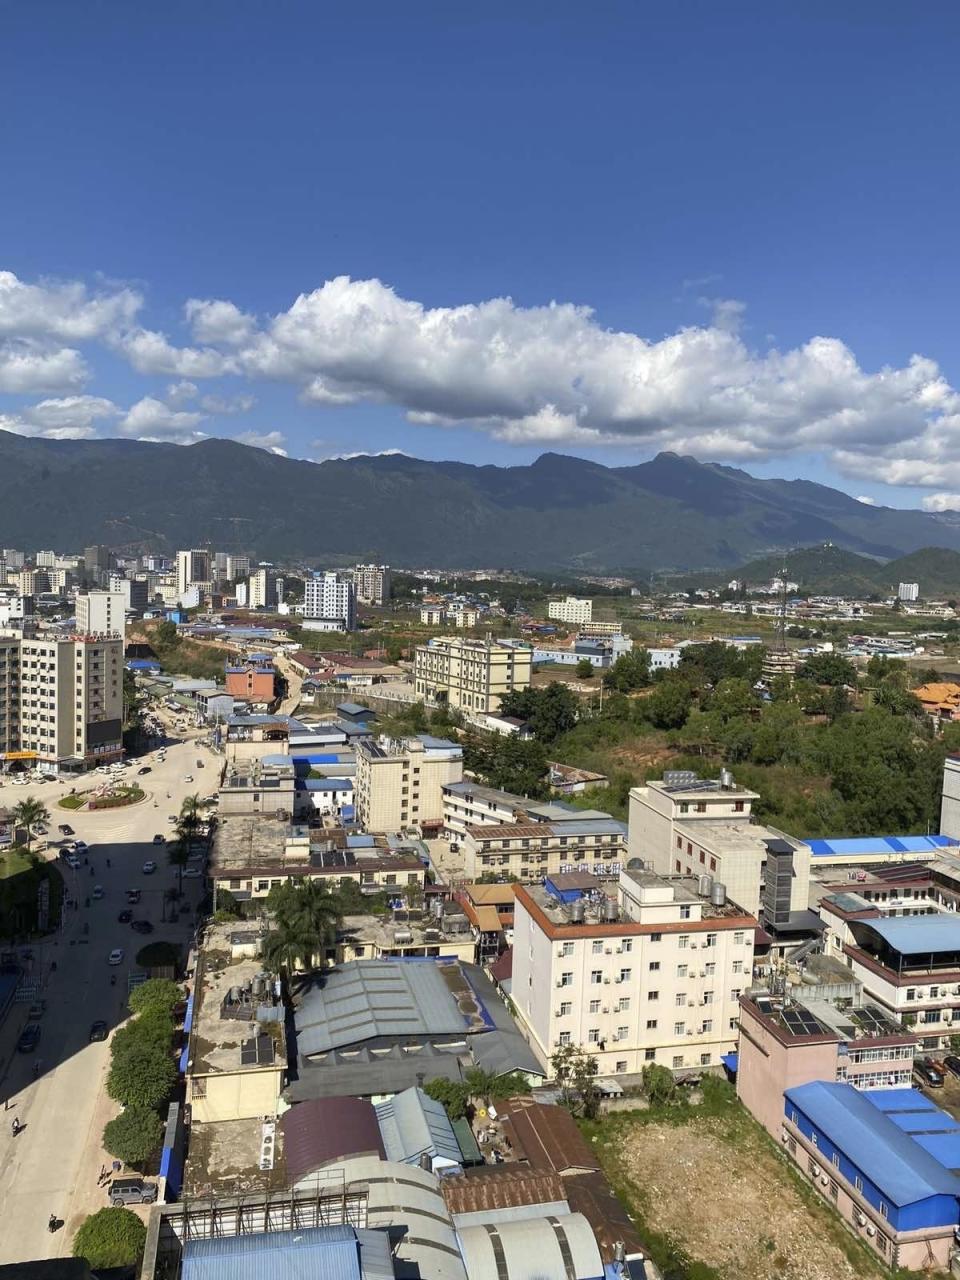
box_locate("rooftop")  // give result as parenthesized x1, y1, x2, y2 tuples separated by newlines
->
(674, 817, 803, 855)
(181, 1223, 394, 1280)
(374, 1085, 462, 1167)
(746, 993, 910, 1044)
(497, 1099, 601, 1176)
(808, 834, 959, 859)
(856, 914, 960, 956)
(646, 772, 759, 800)
(279, 1098, 385, 1186)
(786, 1081, 960, 1207)
(189, 923, 285, 1077)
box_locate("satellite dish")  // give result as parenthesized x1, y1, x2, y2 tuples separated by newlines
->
(627, 858, 643, 870)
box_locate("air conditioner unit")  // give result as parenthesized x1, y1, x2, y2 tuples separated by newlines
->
(699, 970, 707, 978)
(615, 976, 623, 984)
(603, 977, 611, 985)
(688, 1000, 695, 1008)
(605, 947, 613, 955)
(555, 1009, 564, 1017)
(865, 1225, 876, 1237)
(556, 948, 566, 958)
(602, 1007, 609, 1014)
(855, 1211, 866, 1226)
(555, 979, 565, 988)
(615, 946, 623, 954)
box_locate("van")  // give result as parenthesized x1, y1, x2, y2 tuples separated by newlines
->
(109, 1177, 158, 1207)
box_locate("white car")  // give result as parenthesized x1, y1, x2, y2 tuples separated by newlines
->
(142, 860, 157, 874)
(64, 855, 81, 870)
(108, 949, 124, 965)
(182, 867, 203, 878)
(92, 885, 104, 899)
(183, 775, 194, 783)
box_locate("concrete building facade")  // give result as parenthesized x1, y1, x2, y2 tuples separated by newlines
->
(355, 734, 463, 832)
(15, 634, 124, 768)
(547, 597, 593, 625)
(512, 868, 755, 1075)
(75, 590, 127, 643)
(304, 572, 356, 631)
(414, 637, 532, 714)
(353, 564, 392, 606)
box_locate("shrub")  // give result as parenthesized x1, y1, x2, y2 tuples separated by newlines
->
(103, 1105, 163, 1166)
(57, 794, 86, 810)
(107, 1040, 176, 1110)
(73, 1207, 147, 1268)
(129, 978, 181, 1016)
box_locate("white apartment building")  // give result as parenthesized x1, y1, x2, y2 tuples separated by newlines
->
(898, 582, 920, 602)
(35, 551, 57, 568)
(176, 548, 211, 596)
(14, 633, 124, 768)
(355, 734, 463, 832)
(628, 772, 811, 920)
(420, 607, 445, 626)
(648, 647, 682, 671)
(75, 591, 126, 643)
(353, 564, 392, 606)
(461, 817, 627, 881)
(441, 780, 527, 839)
(547, 596, 593, 625)
(512, 868, 755, 1075)
(414, 637, 532, 714)
(226, 554, 250, 582)
(303, 572, 356, 631)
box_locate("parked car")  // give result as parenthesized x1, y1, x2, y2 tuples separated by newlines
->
(915, 1059, 944, 1088)
(28, 1001, 45, 1019)
(92, 885, 104, 900)
(183, 775, 194, 783)
(17, 1023, 41, 1053)
(73, 840, 88, 852)
(945, 1055, 960, 1080)
(117, 910, 133, 923)
(109, 1177, 158, 1207)
(196, 759, 204, 768)
(152, 834, 165, 844)
(130, 920, 154, 935)
(141, 860, 157, 875)
(58, 824, 73, 836)
(125, 889, 142, 904)
(108, 949, 124, 965)
(182, 866, 203, 878)
(89, 1020, 109, 1042)
(137, 766, 151, 775)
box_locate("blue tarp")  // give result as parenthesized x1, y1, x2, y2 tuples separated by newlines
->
(721, 1052, 738, 1073)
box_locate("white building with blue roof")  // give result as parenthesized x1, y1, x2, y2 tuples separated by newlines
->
(783, 1081, 960, 1268)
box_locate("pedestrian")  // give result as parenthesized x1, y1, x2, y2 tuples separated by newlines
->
(112, 1159, 121, 1175)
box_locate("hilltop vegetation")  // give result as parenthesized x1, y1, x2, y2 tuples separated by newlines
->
(686, 543, 960, 598)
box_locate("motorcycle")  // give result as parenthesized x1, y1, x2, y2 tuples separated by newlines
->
(48, 1214, 58, 1233)
(110, 974, 116, 986)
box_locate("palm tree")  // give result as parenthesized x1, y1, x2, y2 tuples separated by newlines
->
(262, 879, 342, 980)
(170, 794, 203, 895)
(464, 1065, 499, 1106)
(11, 798, 50, 852)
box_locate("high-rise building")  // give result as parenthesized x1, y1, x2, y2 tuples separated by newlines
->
(17, 569, 51, 596)
(76, 590, 127, 643)
(35, 550, 57, 568)
(3, 550, 25, 572)
(353, 564, 392, 606)
(898, 582, 919, 602)
(226, 555, 250, 582)
(303, 572, 356, 631)
(414, 637, 532, 714)
(248, 567, 279, 610)
(212, 551, 230, 582)
(176, 548, 212, 596)
(84, 544, 113, 575)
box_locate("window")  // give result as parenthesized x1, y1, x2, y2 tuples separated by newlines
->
(650, 931, 661, 942)
(700, 1052, 711, 1066)
(703, 991, 714, 1005)
(905, 988, 916, 1001)
(854, 1175, 863, 1193)
(701, 1018, 712, 1033)
(674, 1021, 686, 1035)
(616, 1060, 628, 1073)
(832, 1153, 840, 1169)
(561, 941, 574, 956)
(619, 967, 632, 982)
(591, 970, 603, 985)
(589, 999, 601, 1014)
(592, 940, 604, 955)
(191, 1077, 207, 1100)
(588, 1029, 600, 1044)
(705, 933, 717, 948)
(649, 960, 660, 972)
(676, 992, 686, 1006)
(621, 939, 633, 953)
(672, 1055, 684, 1068)
(879, 1202, 888, 1220)
(617, 997, 630, 1012)
(644, 1048, 656, 1061)
(678, 935, 689, 949)
(558, 1031, 572, 1046)
(680, 904, 692, 919)
(677, 964, 688, 978)
(704, 961, 716, 976)
(648, 990, 659, 1001)
(810, 1133, 818, 1148)
(617, 1025, 628, 1040)
(732, 960, 743, 975)
(829, 1179, 838, 1202)
(876, 1234, 888, 1257)
(560, 972, 573, 987)
(646, 1018, 658, 1029)
(559, 1002, 572, 1016)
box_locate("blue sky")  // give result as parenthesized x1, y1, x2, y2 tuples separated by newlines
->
(3, 2, 960, 509)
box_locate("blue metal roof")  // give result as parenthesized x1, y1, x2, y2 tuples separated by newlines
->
(864, 1088, 940, 1113)
(860, 915, 960, 955)
(915, 1133, 960, 1170)
(808, 834, 958, 857)
(181, 1223, 393, 1280)
(786, 1082, 960, 1206)
(304, 778, 352, 791)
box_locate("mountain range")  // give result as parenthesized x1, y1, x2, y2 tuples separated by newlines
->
(685, 544, 960, 598)
(4, 430, 960, 573)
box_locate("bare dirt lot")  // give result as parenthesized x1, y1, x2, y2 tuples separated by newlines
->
(591, 1099, 886, 1280)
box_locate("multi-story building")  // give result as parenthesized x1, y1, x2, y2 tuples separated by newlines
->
(414, 637, 532, 714)
(547, 597, 593, 625)
(17, 569, 51, 597)
(512, 867, 755, 1075)
(176, 548, 211, 596)
(109, 574, 149, 614)
(75, 590, 127, 643)
(420, 606, 445, 626)
(224, 662, 277, 705)
(898, 582, 920, 602)
(628, 771, 811, 924)
(35, 550, 57, 568)
(303, 572, 356, 631)
(353, 563, 392, 606)
(941, 754, 960, 839)
(355, 735, 463, 832)
(248, 566, 279, 610)
(461, 817, 627, 882)
(83, 544, 112, 577)
(226, 554, 250, 582)
(16, 633, 124, 769)
(736, 992, 916, 1139)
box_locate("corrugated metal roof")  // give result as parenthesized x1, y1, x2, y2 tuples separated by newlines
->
(785, 1082, 960, 1206)
(498, 1100, 602, 1175)
(859, 914, 960, 954)
(808, 834, 958, 857)
(375, 1086, 462, 1167)
(442, 1168, 567, 1216)
(456, 1213, 603, 1280)
(181, 1224, 393, 1280)
(280, 1097, 385, 1185)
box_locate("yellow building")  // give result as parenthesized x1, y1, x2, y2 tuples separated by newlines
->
(414, 637, 532, 714)
(355, 734, 463, 832)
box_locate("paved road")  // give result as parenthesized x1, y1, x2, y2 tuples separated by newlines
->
(0, 731, 218, 1264)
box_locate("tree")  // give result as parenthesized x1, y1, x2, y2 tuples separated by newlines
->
(795, 652, 857, 687)
(641, 1063, 677, 1105)
(11, 797, 50, 852)
(499, 682, 579, 743)
(640, 681, 694, 730)
(423, 1076, 470, 1121)
(154, 620, 179, 647)
(706, 678, 758, 723)
(102, 1105, 164, 1166)
(575, 658, 594, 679)
(605, 648, 651, 693)
(73, 1207, 147, 1268)
(263, 878, 343, 977)
(551, 1042, 600, 1118)
(464, 1065, 499, 1105)
(107, 1040, 176, 1110)
(129, 978, 181, 1017)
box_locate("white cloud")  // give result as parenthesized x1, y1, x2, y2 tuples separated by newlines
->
(200, 393, 255, 415)
(921, 493, 960, 513)
(185, 298, 256, 346)
(119, 396, 206, 442)
(234, 429, 287, 455)
(25, 395, 119, 429)
(117, 328, 232, 377)
(855, 495, 877, 505)
(0, 341, 88, 393)
(0, 408, 99, 440)
(166, 380, 198, 407)
(0, 270, 140, 341)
